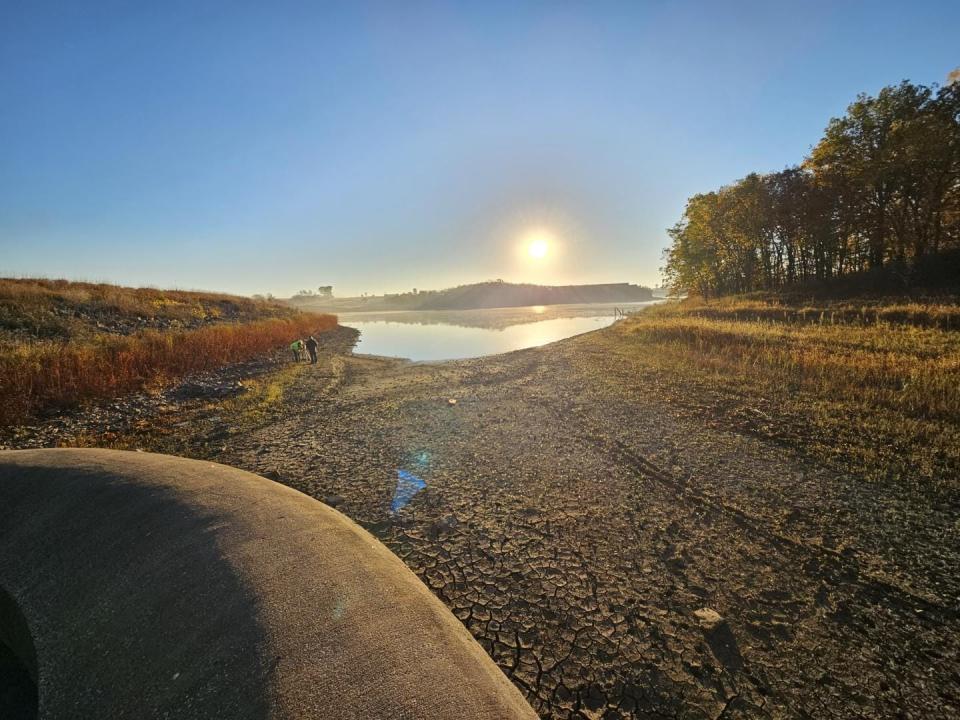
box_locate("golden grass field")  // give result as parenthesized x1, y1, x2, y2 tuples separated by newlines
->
(622, 295, 960, 491)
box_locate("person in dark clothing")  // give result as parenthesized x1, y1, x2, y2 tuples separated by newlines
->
(305, 335, 319, 364)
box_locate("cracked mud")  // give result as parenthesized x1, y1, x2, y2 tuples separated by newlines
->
(15, 323, 959, 718)
(214, 325, 960, 719)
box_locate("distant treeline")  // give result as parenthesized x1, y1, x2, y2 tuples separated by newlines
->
(292, 281, 653, 312)
(415, 281, 653, 310)
(663, 79, 960, 296)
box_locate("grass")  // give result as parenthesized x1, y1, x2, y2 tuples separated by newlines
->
(58, 359, 310, 454)
(0, 278, 335, 426)
(0, 277, 297, 340)
(620, 295, 960, 492)
(673, 292, 960, 330)
(215, 361, 306, 428)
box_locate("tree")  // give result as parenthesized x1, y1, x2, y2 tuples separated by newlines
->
(664, 79, 960, 296)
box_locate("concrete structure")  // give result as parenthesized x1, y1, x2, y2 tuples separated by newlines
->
(0, 449, 537, 719)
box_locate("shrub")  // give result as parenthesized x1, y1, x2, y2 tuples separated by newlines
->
(0, 314, 336, 426)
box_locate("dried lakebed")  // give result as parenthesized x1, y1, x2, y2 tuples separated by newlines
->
(210, 326, 960, 719)
(9, 322, 959, 719)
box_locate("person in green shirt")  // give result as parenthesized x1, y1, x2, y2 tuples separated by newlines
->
(290, 338, 304, 362)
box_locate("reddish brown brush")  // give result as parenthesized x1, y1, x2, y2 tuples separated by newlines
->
(0, 314, 336, 426)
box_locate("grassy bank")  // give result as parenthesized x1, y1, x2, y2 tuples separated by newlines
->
(0, 279, 336, 426)
(0, 278, 298, 340)
(621, 294, 960, 491)
(54, 357, 312, 454)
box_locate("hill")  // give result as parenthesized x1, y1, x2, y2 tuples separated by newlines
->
(0, 278, 301, 342)
(289, 280, 653, 313)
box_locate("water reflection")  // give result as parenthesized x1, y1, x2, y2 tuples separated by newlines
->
(391, 469, 426, 513)
(340, 301, 659, 330)
(344, 302, 661, 362)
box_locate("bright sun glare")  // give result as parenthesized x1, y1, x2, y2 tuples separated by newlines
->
(526, 232, 551, 260)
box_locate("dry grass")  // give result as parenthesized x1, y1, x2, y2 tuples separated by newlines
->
(678, 293, 960, 330)
(55, 359, 310, 454)
(622, 296, 960, 490)
(0, 278, 335, 426)
(0, 277, 296, 340)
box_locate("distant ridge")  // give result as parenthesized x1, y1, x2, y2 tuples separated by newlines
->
(289, 281, 653, 312)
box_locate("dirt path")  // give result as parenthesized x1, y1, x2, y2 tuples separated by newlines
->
(197, 325, 959, 719)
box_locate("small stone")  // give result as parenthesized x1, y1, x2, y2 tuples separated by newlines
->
(694, 607, 724, 629)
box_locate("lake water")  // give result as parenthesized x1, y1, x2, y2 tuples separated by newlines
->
(340, 301, 661, 362)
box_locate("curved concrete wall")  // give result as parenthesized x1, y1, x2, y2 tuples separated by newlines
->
(0, 449, 537, 720)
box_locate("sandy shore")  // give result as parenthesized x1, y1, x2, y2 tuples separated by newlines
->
(8, 322, 959, 718)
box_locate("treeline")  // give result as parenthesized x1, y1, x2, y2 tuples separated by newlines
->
(663, 79, 960, 296)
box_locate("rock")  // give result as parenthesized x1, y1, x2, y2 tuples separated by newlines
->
(322, 495, 345, 508)
(426, 515, 459, 539)
(694, 608, 743, 671)
(173, 380, 247, 401)
(693, 607, 724, 630)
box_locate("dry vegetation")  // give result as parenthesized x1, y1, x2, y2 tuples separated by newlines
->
(622, 295, 960, 491)
(0, 277, 297, 340)
(0, 278, 335, 426)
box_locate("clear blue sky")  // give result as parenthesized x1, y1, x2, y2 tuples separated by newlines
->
(2, 1, 958, 297)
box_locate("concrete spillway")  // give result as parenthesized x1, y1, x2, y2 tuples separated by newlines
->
(0, 448, 536, 719)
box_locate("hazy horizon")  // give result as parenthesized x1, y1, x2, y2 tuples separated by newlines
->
(2, 1, 959, 297)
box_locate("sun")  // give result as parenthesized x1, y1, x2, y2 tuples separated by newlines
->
(526, 232, 551, 259)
